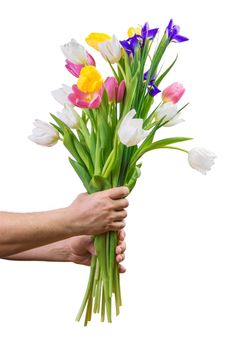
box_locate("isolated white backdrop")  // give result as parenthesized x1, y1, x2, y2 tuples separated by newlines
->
(0, 0, 232, 349)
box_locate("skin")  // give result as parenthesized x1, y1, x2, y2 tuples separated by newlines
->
(0, 186, 129, 259)
(4, 230, 127, 273)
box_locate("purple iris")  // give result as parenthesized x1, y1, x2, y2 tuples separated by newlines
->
(141, 22, 159, 40)
(166, 19, 189, 43)
(144, 70, 161, 97)
(120, 34, 140, 56)
(120, 22, 159, 56)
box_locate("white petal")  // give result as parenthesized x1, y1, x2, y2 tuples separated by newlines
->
(188, 147, 216, 174)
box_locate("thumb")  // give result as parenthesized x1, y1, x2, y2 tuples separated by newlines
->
(88, 240, 97, 256)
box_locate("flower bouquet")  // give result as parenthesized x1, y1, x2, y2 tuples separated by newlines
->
(29, 19, 216, 325)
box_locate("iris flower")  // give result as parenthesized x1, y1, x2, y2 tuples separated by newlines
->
(165, 19, 189, 43)
(120, 22, 159, 56)
(143, 70, 161, 97)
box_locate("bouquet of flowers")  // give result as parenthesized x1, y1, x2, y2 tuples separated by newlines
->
(29, 19, 216, 326)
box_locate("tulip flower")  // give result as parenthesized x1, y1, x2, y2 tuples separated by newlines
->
(77, 66, 103, 94)
(118, 109, 149, 147)
(165, 19, 189, 43)
(28, 119, 59, 147)
(85, 32, 112, 50)
(61, 39, 95, 65)
(188, 148, 216, 175)
(156, 102, 184, 127)
(98, 35, 122, 64)
(51, 84, 73, 106)
(65, 54, 95, 78)
(57, 104, 80, 129)
(68, 84, 104, 109)
(65, 60, 83, 78)
(162, 82, 185, 104)
(128, 27, 141, 38)
(104, 77, 126, 102)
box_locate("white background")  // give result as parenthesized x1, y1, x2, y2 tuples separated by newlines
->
(0, 0, 232, 349)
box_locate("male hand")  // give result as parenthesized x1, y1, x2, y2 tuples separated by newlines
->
(65, 186, 129, 236)
(67, 229, 126, 273)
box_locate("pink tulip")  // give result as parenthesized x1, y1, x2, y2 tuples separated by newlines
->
(65, 53, 96, 78)
(104, 77, 126, 103)
(65, 60, 83, 78)
(68, 84, 104, 109)
(86, 53, 96, 66)
(162, 82, 185, 104)
(117, 80, 126, 102)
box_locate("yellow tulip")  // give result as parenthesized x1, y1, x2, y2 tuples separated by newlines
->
(85, 32, 111, 51)
(77, 66, 103, 93)
(127, 27, 141, 38)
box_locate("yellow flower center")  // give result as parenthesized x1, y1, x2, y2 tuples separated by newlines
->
(77, 66, 103, 94)
(127, 27, 141, 38)
(85, 32, 111, 51)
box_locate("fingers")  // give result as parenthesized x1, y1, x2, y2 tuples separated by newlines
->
(114, 209, 127, 221)
(109, 221, 126, 231)
(112, 198, 129, 210)
(106, 186, 129, 200)
(88, 242, 97, 256)
(119, 264, 126, 273)
(118, 229, 126, 242)
(116, 240, 126, 255)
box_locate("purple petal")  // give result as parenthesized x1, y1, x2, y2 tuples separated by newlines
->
(148, 84, 161, 97)
(167, 19, 173, 32)
(147, 28, 159, 39)
(173, 34, 189, 42)
(172, 25, 180, 37)
(141, 22, 149, 38)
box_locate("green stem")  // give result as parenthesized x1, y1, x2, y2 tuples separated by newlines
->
(76, 255, 97, 322)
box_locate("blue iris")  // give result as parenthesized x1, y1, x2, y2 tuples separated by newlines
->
(120, 22, 159, 56)
(166, 19, 189, 43)
(144, 70, 161, 97)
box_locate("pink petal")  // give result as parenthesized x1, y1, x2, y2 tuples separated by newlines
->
(89, 95, 102, 108)
(117, 80, 126, 102)
(87, 53, 96, 66)
(65, 60, 83, 78)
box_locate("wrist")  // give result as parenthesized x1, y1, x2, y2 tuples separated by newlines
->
(61, 205, 83, 237)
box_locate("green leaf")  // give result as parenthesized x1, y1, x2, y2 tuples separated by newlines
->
(49, 122, 63, 135)
(63, 127, 80, 161)
(136, 137, 192, 162)
(125, 164, 142, 192)
(50, 113, 67, 133)
(89, 175, 111, 193)
(122, 68, 140, 117)
(73, 136, 94, 175)
(89, 129, 96, 164)
(69, 157, 91, 192)
(146, 137, 192, 149)
(155, 54, 178, 86)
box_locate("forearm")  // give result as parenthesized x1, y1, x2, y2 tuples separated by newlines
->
(0, 208, 74, 258)
(3, 239, 71, 262)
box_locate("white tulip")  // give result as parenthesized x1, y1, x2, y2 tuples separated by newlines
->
(98, 35, 122, 64)
(118, 109, 149, 147)
(57, 104, 80, 129)
(188, 147, 216, 175)
(51, 84, 73, 106)
(156, 102, 184, 127)
(61, 38, 88, 65)
(28, 119, 59, 147)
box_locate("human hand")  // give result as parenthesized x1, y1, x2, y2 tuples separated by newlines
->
(64, 187, 129, 237)
(67, 229, 126, 273)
